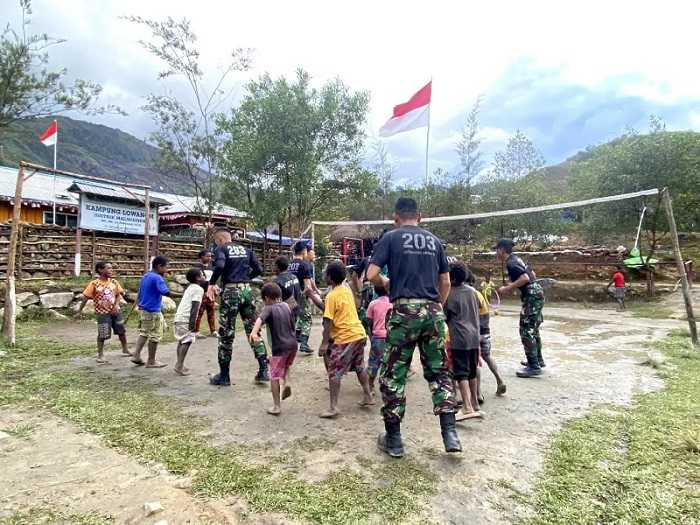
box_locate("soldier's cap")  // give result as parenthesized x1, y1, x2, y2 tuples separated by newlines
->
(493, 238, 514, 251)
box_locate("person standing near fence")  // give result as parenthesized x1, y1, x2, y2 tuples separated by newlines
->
(195, 249, 217, 337)
(206, 229, 268, 386)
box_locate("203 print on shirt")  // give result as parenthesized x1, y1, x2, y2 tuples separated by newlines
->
(227, 245, 247, 258)
(402, 232, 437, 253)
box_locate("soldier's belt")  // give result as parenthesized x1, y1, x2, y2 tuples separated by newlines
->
(393, 298, 433, 305)
(224, 282, 250, 289)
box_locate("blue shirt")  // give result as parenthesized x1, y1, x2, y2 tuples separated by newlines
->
(138, 271, 169, 312)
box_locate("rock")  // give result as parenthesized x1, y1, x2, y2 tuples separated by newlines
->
(26, 304, 40, 311)
(168, 282, 185, 294)
(16, 292, 39, 307)
(39, 292, 74, 309)
(72, 300, 95, 314)
(37, 288, 50, 295)
(144, 501, 164, 516)
(174, 274, 189, 286)
(42, 280, 58, 288)
(161, 296, 177, 313)
(46, 310, 68, 321)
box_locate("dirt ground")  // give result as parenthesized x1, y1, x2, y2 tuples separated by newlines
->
(1, 294, 692, 525)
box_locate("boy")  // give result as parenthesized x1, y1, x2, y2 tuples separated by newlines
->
(78, 261, 129, 364)
(250, 283, 298, 416)
(318, 260, 374, 419)
(273, 255, 302, 323)
(132, 256, 170, 368)
(195, 249, 217, 337)
(480, 270, 496, 314)
(365, 284, 392, 393)
(607, 265, 627, 311)
(172, 267, 206, 376)
(469, 273, 507, 400)
(445, 262, 483, 421)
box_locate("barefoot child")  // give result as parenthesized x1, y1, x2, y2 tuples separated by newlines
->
(445, 262, 483, 421)
(606, 265, 627, 311)
(365, 284, 392, 393)
(78, 261, 130, 363)
(318, 261, 373, 418)
(132, 256, 170, 369)
(250, 283, 298, 415)
(195, 249, 217, 337)
(172, 268, 206, 376)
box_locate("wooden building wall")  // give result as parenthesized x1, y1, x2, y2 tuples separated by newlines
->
(0, 201, 44, 224)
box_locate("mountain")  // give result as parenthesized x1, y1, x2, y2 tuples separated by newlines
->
(0, 117, 193, 192)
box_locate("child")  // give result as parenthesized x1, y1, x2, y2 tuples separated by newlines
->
(318, 260, 374, 419)
(607, 265, 627, 311)
(480, 270, 496, 311)
(469, 273, 507, 400)
(273, 255, 302, 323)
(445, 261, 483, 421)
(78, 261, 130, 364)
(250, 283, 298, 416)
(195, 249, 217, 337)
(365, 284, 392, 393)
(131, 256, 170, 368)
(172, 267, 206, 376)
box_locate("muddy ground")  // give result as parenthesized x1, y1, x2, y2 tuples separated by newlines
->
(0, 295, 691, 524)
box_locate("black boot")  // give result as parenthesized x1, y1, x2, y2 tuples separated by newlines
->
(254, 356, 270, 383)
(210, 362, 231, 386)
(439, 412, 462, 453)
(377, 421, 405, 458)
(521, 359, 546, 368)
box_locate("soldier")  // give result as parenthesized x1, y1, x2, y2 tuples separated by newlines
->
(367, 197, 461, 458)
(289, 241, 323, 355)
(494, 238, 546, 377)
(206, 228, 268, 386)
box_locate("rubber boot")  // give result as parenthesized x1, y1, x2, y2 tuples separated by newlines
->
(439, 412, 462, 453)
(254, 356, 270, 383)
(210, 362, 231, 386)
(297, 333, 312, 354)
(377, 421, 405, 458)
(521, 359, 546, 368)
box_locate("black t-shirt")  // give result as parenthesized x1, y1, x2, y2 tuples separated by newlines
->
(288, 258, 312, 288)
(209, 243, 263, 286)
(274, 271, 301, 304)
(445, 284, 481, 350)
(370, 225, 449, 302)
(506, 254, 536, 297)
(259, 302, 298, 356)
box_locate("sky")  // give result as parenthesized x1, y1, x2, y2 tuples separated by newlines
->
(8, 0, 700, 185)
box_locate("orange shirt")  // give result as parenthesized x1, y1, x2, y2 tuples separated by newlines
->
(83, 278, 124, 315)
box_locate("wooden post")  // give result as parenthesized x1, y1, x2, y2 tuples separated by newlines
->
(91, 230, 97, 270)
(74, 198, 82, 277)
(662, 189, 698, 347)
(17, 224, 24, 279)
(144, 188, 151, 272)
(2, 163, 26, 345)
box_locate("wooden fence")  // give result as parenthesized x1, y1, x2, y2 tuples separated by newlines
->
(0, 224, 287, 279)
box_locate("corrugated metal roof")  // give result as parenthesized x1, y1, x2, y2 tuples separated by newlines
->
(68, 181, 171, 206)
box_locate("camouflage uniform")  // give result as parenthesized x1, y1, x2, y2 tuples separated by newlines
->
(218, 285, 266, 365)
(358, 281, 374, 336)
(379, 301, 456, 424)
(519, 281, 545, 367)
(295, 294, 312, 352)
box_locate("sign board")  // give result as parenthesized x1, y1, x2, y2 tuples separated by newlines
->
(79, 194, 158, 235)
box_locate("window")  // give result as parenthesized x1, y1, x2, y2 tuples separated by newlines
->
(43, 211, 78, 228)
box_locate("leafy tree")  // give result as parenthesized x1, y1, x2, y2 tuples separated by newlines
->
(491, 129, 545, 180)
(0, 0, 121, 133)
(371, 140, 396, 219)
(455, 95, 484, 184)
(125, 15, 252, 219)
(217, 69, 370, 235)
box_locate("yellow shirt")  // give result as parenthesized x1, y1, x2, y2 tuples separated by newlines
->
(475, 290, 489, 315)
(324, 284, 366, 344)
(480, 281, 495, 303)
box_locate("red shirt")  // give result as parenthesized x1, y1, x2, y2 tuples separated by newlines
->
(612, 272, 625, 288)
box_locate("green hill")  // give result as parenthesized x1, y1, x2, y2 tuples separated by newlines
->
(0, 117, 193, 192)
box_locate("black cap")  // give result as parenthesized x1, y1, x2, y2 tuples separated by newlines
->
(493, 238, 514, 251)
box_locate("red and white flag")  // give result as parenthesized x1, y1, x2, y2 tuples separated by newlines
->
(379, 81, 431, 137)
(39, 120, 58, 146)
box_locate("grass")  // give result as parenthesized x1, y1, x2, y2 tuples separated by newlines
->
(0, 508, 113, 525)
(0, 423, 35, 439)
(629, 300, 675, 319)
(519, 331, 700, 525)
(0, 325, 437, 524)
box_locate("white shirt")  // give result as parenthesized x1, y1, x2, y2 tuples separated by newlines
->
(174, 283, 204, 324)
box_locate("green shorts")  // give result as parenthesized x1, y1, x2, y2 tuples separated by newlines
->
(138, 311, 164, 343)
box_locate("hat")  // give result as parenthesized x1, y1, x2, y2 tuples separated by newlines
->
(493, 238, 514, 251)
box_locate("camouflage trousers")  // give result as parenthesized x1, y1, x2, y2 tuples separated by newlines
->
(379, 301, 456, 424)
(218, 286, 266, 365)
(295, 295, 312, 352)
(519, 282, 545, 367)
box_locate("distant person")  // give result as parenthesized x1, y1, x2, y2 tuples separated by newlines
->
(172, 267, 206, 376)
(306, 248, 323, 297)
(207, 228, 268, 386)
(250, 283, 298, 416)
(289, 241, 316, 355)
(78, 261, 130, 363)
(318, 260, 374, 419)
(495, 239, 546, 377)
(445, 262, 483, 421)
(195, 249, 217, 338)
(480, 270, 497, 314)
(365, 284, 392, 394)
(273, 255, 302, 323)
(607, 265, 627, 311)
(132, 256, 170, 369)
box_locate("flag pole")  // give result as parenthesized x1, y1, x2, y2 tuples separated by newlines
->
(424, 78, 432, 190)
(52, 119, 57, 225)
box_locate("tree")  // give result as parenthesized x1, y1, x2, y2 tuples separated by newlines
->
(455, 95, 484, 184)
(491, 129, 545, 180)
(217, 69, 370, 235)
(0, 0, 121, 133)
(372, 140, 396, 219)
(126, 15, 252, 220)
